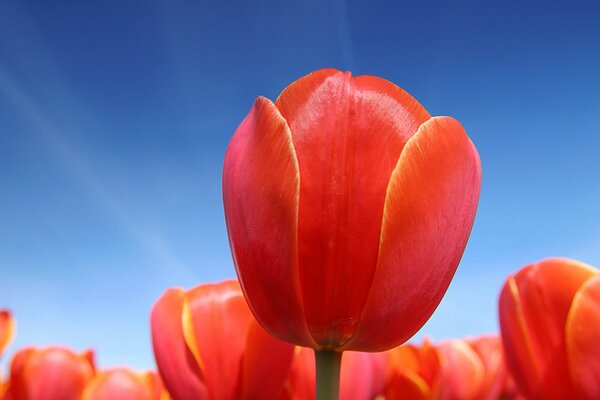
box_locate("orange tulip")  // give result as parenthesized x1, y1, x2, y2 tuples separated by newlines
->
(499, 258, 600, 399)
(222, 68, 481, 352)
(0, 310, 15, 359)
(383, 339, 443, 399)
(280, 348, 387, 400)
(3, 346, 95, 400)
(82, 368, 168, 400)
(382, 336, 512, 400)
(150, 280, 295, 400)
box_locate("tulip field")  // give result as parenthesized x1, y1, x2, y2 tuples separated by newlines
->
(2, 68, 599, 400)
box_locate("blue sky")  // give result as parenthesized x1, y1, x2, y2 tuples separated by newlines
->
(1, 1, 599, 370)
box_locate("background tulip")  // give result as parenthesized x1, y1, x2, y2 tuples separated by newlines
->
(223, 68, 482, 353)
(499, 258, 599, 399)
(381, 336, 512, 400)
(150, 280, 295, 400)
(3, 346, 95, 400)
(82, 368, 167, 400)
(0, 311, 15, 360)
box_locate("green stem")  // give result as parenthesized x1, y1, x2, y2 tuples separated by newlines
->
(315, 349, 342, 400)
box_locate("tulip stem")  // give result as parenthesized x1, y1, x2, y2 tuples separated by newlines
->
(315, 349, 342, 400)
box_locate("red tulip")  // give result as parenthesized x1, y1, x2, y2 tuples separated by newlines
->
(0, 310, 15, 359)
(82, 368, 168, 400)
(3, 346, 95, 400)
(223, 68, 481, 351)
(280, 348, 387, 400)
(150, 280, 295, 400)
(499, 258, 599, 399)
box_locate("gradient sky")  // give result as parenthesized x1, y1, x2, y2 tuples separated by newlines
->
(1, 1, 599, 370)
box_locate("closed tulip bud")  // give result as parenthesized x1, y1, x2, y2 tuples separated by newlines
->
(3, 346, 95, 400)
(223, 68, 481, 353)
(499, 258, 600, 399)
(150, 280, 295, 400)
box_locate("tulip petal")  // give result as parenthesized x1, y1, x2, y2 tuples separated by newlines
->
(566, 275, 600, 399)
(384, 372, 430, 400)
(223, 96, 315, 347)
(150, 288, 206, 400)
(346, 116, 481, 351)
(499, 258, 596, 398)
(82, 369, 153, 400)
(466, 336, 507, 400)
(0, 310, 15, 358)
(182, 281, 251, 400)
(275, 69, 431, 346)
(241, 320, 295, 400)
(340, 351, 388, 400)
(438, 340, 485, 400)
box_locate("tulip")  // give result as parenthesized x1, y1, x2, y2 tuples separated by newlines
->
(499, 258, 600, 399)
(0, 310, 15, 359)
(382, 339, 443, 399)
(3, 346, 95, 400)
(381, 336, 512, 400)
(223, 68, 480, 399)
(82, 368, 168, 400)
(150, 279, 295, 400)
(280, 348, 387, 400)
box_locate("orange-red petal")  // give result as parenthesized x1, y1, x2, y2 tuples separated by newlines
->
(0, 310, 15, 359)
(150, 288, 206, 400)
(346, 116, 481, 351)
(241, 319, 295, 399)
(223, 96, 314, 347)
(566, 275, 600, 399)
(182, 280, 251, 400)
(438, 340, 485, 400)
(82, 369, 158, 400)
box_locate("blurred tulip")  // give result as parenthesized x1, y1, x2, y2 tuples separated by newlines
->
(3, 346, 95, 400)
(223, 68, 481, 352)
(151, 280, 295, 400)
(280, 347, 387, 400)
(381, 336, 512, 400)
(82, 368, 168, 400)
(499, 258, 599, 399)
(382, 339, 443, 399)
(0, 310, 15, 359)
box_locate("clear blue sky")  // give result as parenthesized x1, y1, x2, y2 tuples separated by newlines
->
(1, 1, 599, 370)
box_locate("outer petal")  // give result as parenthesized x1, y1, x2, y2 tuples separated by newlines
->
(82, 369, 154, 400)
(438, 340, 485, 400)
(566, 275, 600, 399)
(0, 310, 15, 358)
(150, 288, 206, 400)
(182, 280, 252, 400)
(499, 258, 597, 399)
(223, 96, 314, 347)
(241, 319, 295, 400)
(275, 69, 431, 346)
(6, 347, 94, 400)
(466, 335, 507, 400)
(279, 347, 315, 400)
(346, 116, 481, 351)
